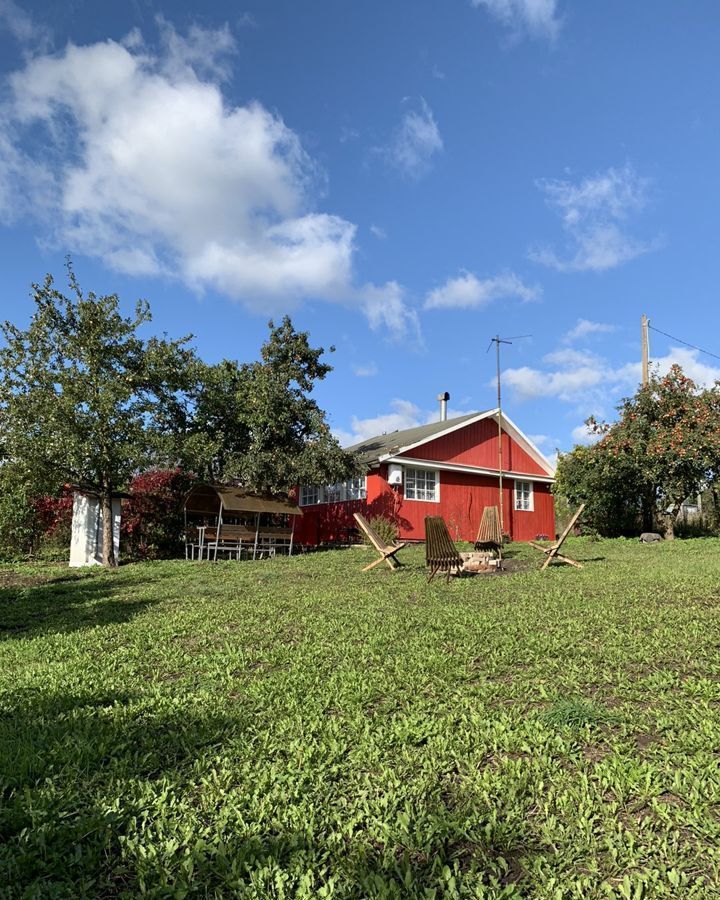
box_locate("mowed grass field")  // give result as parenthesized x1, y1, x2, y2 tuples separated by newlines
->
(2, 539, 720, 899)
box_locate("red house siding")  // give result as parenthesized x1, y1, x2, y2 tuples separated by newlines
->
(294, 421, 555, 546)
(293, 471, 391, 546)
(399, 418, 547, 477)
(295, 470, 554, 545)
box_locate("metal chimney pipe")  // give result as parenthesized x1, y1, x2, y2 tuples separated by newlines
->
(437, 391, 450, 422)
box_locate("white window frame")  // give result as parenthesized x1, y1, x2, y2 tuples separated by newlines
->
(324, 482, 344, 504)
(404, 467, 440, 502)
(514, 480, 533, 512)
(345, 476, 367, 501)
(300, 477, 367, 506)
(300, 485, 323, 506)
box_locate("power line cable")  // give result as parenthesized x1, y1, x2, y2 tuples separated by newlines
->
(647, 323, 720, 363)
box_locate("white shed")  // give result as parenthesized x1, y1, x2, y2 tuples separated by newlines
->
(69, 491, 123, 567)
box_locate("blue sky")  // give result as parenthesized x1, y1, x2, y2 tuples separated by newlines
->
(2, 0, 720, 459)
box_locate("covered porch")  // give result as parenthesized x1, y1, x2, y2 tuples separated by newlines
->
(184, 484, 303, 561)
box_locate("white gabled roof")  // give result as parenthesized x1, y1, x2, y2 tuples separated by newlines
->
(497, 412, 556, 478)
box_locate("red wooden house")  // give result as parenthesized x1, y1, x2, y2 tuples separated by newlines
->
(294, 408, 556, 545)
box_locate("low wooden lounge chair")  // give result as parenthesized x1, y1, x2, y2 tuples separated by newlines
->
(353, 513, 407, 572)
(529, 503, 586, 571)
(474, 505, 503, 557)
(425, 516, 464, 583)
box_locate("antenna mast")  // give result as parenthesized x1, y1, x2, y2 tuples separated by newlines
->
(488, 334, 531, 535)
(490, 335, 511, 533)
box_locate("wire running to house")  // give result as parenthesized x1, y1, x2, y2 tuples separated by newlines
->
(648, 324, 720, 363)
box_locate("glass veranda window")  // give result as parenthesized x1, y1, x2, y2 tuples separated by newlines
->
(346, 476, 367, 500)
(300, 485, 322, 506)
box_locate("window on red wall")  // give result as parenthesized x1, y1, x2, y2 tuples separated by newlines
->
(299, 476, 367, 505)
(514, 480, 533, 511)
(405, 468, 439, 502)
(346, 476, 367, 500)
(300, 485, 323, 505)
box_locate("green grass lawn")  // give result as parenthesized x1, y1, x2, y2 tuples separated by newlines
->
(2, 539, 720, 898)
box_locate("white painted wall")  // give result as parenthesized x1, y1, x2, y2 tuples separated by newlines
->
(69, 493, 121, 567)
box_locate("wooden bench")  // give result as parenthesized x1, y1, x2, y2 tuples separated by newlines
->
(425, 516, 464, 583)
(254, 527, 293, 558)
(203, 524, 295, 560)
(195, 524, 254, 561)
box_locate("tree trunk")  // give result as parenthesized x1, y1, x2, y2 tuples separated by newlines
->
(662, 502, 682, 541)
(712, 486, 720, 532)
(641, 488, 655, 533)
(101, 486, 117, 568)
(664, 515, 675, 541)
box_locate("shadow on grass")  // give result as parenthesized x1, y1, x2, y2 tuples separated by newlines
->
(0, 688, 252, 893)
(0, 571, 162, 640)
(0, 688, 529, 897)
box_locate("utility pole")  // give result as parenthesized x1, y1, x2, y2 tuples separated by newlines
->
(641, 314, 650, 388)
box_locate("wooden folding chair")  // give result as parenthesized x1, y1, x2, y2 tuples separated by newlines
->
(529, 503, 586, 571)
(353, 513, 407, 572)
(474, 505, 503, 558)
(425, 516, 465, 583)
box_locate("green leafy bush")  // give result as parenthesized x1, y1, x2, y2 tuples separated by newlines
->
(362, 514, 398, 546)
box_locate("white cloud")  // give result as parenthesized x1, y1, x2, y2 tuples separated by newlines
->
(471, 0, 561, 40)
(335, 398, 472, 447)
(563, 318, 616, 343)
(0, 26, 419, 339)
(500, 344, 625, 405)
(334, 399, 424, 447)
(339, 125, 360, 144)
(636, 347, 720, 389)
(529, 164, 656, 272)
(354, 362, 378, 377)
(425, 270, 541, 309)
(155, 15, 237, 81)
(528, 433, 550, 447)
(360, 281, 422, 344)
(237, 12, 258, 28)
(370, 224, 387, 240)
(571, 423, 601, 445)
(542, 347, 600, 368)
(501, 362, 605, 403)
(0, 0, 50, 47)
(380, 98, 443, 179)
(501, 342, 720, 425)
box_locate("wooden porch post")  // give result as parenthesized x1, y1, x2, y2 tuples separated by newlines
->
(213, 500, 223, 562)
(253, 512, 260, 560)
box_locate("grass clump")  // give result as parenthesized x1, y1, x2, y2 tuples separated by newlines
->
(542, 696, 616, 728)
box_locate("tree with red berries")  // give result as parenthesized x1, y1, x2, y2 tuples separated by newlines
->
(556, 366, 720, 538)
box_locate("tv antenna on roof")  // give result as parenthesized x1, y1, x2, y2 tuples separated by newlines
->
(487, 334, 531, 534)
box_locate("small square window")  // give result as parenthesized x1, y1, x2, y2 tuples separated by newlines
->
(404, 468, 439, 502)
(300, 485, 322, 506)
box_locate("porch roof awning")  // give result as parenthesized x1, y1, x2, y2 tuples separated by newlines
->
(185, 483, 303, 517)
